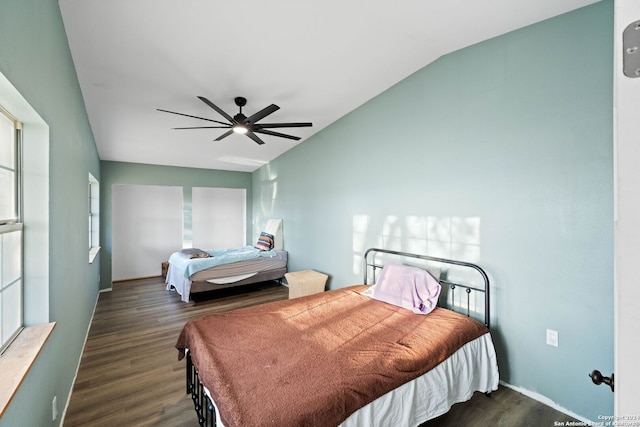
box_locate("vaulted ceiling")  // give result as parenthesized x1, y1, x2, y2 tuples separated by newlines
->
(59, 0, 600, 172)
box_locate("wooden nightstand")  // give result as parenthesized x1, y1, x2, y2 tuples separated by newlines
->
(285, 270, 328, 299)
(161, 261, 169, 278)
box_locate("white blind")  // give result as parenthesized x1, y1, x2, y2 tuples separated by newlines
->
(192, 187, 246, 249)
(112, 184, 183, 281)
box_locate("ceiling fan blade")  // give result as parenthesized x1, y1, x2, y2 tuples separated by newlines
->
(246, 104, 279, 124)
(215, 130, 234, 141)
(245, 131, 266, 145)
(254, 122, 313, 129)
(254, 129, 301, 141)
(172, 126, 231, 130)
(157, 108, 229, 126)
(197, 96, 234, 122)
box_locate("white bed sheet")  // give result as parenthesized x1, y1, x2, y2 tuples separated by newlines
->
(166, 264, 192, 303)
(203, 332, 499, 427)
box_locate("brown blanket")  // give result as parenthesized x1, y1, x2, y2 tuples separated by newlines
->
(176, 285, 489, 427)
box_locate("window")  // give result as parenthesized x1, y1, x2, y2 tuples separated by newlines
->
(111, 184, 182, 280)
(192, 187, 246, 249)
(89, 173, 100, 263)
(0, 105, 22, 352)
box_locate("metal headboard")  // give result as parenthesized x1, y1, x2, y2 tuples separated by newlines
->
(363, 248, 491, 329)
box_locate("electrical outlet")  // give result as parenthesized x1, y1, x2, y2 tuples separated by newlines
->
(52, 396, 58, 421)
(546, 329, 559, 347)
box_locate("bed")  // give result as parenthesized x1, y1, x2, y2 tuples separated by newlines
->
(167, 220, 287, 303)
(166, 246, 288, 302)
(175, 248, 499, 426)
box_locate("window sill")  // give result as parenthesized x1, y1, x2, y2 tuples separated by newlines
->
(89, 246, 101, 264)
(0, 322, 56, 418)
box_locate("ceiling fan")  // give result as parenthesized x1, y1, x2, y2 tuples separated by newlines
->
(158, 96, 312, 145)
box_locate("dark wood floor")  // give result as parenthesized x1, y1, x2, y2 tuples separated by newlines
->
(421, 387, 579, 427)
(64, 277, 579, 427)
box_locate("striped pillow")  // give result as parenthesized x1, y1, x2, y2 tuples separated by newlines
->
(255, 232, 274, 251)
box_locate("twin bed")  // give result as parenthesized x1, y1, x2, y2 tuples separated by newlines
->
(175, 248, 499, 426)
(166, 246, 287, 302)
(167, 220, 287, 302)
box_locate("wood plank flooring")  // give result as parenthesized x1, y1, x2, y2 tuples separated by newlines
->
(420, 387, 579, 427)
(64, 277, 579, 427)
(64, 278, 288, 427)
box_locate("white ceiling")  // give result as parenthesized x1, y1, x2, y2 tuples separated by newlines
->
(59, 0, 600, 173)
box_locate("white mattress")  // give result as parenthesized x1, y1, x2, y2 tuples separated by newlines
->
(204, 332, 499, 427)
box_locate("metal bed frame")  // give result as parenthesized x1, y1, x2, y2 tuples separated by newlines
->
(186, 352, 216, 427)
(185, 248, 492, 427)
(363, 248, 491, 328)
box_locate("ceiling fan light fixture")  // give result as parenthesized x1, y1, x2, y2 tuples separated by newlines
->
(232, 124, 248, 134)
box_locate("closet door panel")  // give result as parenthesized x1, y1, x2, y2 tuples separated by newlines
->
(112, 184, 183, 281)
(192, 187, 246, 249)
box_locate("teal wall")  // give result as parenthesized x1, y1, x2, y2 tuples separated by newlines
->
(253, 1, 613, 422)
(100, 161, 252, 289)
(0, 0, 613, 424)
(0, 1, 101, 426)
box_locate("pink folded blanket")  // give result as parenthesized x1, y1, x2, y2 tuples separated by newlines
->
(372, 262, 441, 314)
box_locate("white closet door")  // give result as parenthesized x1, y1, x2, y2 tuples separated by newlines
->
(192, 187, 246, 250)
(112, 184, 183, 281)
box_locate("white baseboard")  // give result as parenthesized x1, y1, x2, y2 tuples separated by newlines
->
(59, 289, 102, 425)
(499, 381, 591, 424)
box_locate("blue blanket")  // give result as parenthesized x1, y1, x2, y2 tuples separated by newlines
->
(169, 246, 276, 278)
